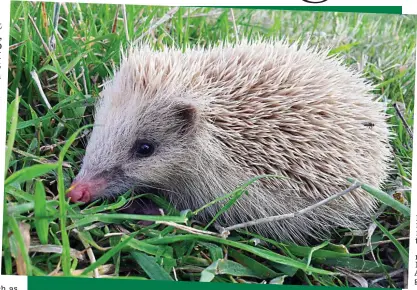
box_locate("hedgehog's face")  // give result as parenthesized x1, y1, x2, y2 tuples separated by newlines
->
(66, 96, 200, 204)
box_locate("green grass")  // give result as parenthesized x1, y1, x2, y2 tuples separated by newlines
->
(4, 1, 416, 288)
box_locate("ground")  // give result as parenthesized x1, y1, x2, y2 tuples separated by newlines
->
(3, 2, 416, 288)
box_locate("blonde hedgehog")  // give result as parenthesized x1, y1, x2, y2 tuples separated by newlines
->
(67, 40, 391, 244)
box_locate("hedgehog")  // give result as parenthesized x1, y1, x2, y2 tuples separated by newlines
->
(66, 41, 391, 244)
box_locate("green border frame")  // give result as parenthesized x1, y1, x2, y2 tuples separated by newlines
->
(28, 276, 390, 290)
(198, 6, 402, 14)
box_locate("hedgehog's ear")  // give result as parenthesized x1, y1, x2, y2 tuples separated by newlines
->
(173, 102, 198, 136)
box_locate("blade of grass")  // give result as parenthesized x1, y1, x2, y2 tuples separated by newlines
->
(373, 219, 409, 267)
(8, 216, 33, 275)
(121, 235, 174, 258)
(193, 175, 285, 216)
(348, 178, 410, 217)
(228, 248, 279, 279)
(66, 213, 187, 230)
(203, 175, 285, 229)
(81, 234, 135, 275)
(5, 89, 20, 178)
(5, 163, 58, 187)
(145, 234, 334, 275)
(57, 124, 94, 276)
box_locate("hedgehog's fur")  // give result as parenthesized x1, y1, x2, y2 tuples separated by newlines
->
(76, 40, 391, 244)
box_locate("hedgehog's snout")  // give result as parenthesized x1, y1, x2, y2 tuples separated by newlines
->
(66, 178, 107, 203)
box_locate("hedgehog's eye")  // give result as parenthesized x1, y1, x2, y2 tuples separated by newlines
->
(132, 139, 155, 158)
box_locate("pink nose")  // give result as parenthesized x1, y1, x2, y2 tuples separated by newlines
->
(66, 183, 93, 203)
(67, 178, 107, 203)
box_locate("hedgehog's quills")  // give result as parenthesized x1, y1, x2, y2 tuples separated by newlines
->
(67, 40, 391, 244)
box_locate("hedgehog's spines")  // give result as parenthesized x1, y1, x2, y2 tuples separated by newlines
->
(81, 40, 391, 244)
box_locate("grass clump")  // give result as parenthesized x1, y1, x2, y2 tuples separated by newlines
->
(3, 1, 415, 288)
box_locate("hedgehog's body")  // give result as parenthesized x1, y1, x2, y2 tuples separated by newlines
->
(68, 41, 391, 244)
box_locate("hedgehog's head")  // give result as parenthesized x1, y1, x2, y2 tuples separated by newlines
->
(66, 79, 202, 204)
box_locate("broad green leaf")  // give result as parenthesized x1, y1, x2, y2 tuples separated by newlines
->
(34, 180, 49, 244)
(199, 242, 224, 261)
(130, 251, 173, 281)
(7, 202, 35, 215)
(228, 248, 279, 279)
(269, 275, 288, 285)
(179, 256, 211, 267)
(200, 259, 260, 282)
(315, 257, 394, 273)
